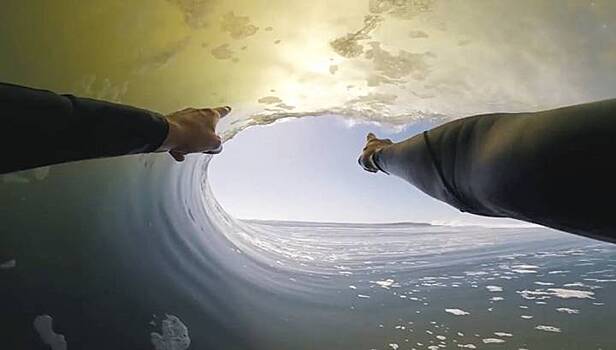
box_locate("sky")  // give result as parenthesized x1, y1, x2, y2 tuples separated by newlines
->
(209, 116, 525, 226)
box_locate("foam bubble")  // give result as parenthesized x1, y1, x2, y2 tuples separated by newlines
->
(486, 285, 503, 292)
(33, 315, 67, 350)
(211, 44, 234, 60)
(494, 332, 512, 337)
(0, 259, 16, 269)
(584, 278, 616, 283)
(330, 15, 383, 58)
(150, 315, 191, 350)
(547, 288, 594, 299)
(445, 308, 469, 316)
(257, 96, 283, 105)
(517, 288, 594, 300)
(512, 265, 539, 269)
(556, 308, 579, 314)
(535, 325, 561, 333)
(220, 12, 259, 40)
(482, 338, 505, 344)
(373, 279, 400, 289)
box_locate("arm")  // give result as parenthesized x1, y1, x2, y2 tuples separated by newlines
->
(0, 82, 230, 174)
(362, 112, 556, 217)
(363, 117, 505, 216)
(371, 132, 465, 210)
(359, 99, 616, 241)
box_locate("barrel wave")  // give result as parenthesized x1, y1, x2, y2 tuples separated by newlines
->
(2, 0, 616, 348)
(1, 117, 616, 349)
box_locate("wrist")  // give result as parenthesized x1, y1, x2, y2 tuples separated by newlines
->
(157, 117, 180, 152)
(371, 147, 390, 174)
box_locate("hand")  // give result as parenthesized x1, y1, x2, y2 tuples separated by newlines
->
(358, 132, 393, 173)
(158, 106, 231, 162)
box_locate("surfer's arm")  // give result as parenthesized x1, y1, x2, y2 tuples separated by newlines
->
(0, 82, 230, 174)
(0, 82, 168, 174)
(367, 99, 616, 241)
(371, 132, 459, 207)
(372, 112, 554, 218)
(370, 115, 505, 215)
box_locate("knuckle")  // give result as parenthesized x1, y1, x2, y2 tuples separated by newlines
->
(199, 108, 219, 118)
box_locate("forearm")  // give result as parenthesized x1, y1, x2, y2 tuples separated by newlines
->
(373, 132, 460, 207)
(372, 115, 510, 215)
(0, 82, 168, 174)
(384, 99, 616, 224)
(366, 99, 616, 240)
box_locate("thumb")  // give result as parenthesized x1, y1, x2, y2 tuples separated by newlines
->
(169, 150, 186, 162)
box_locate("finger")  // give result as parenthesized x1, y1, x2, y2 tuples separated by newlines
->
(203, 143, 223, 154)
(169, 150, 185, 162)
(366, 132, 376, 141)
(200, 106, 232, 119)
(198, 107, 231, 132)
(357, 156, 377, 173)
(204, 135, 223, 154)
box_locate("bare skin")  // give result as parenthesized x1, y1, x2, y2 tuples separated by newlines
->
(157, 106, 232, 162)
(358, 132, 392, 173)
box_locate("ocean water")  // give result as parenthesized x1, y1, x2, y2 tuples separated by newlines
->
(1, 156, 615, 349)
(1, 1, 616, 349)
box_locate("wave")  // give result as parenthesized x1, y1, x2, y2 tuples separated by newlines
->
(152, 150, 614, 349)
(1, 118, 613, 350)
(219, 106, 452, 142)
(2, 1, 616, 346)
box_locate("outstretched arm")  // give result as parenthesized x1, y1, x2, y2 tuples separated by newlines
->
(0, 82, 230, 174)
(358, 131, 463, 210)
(359, 99, 616, 241)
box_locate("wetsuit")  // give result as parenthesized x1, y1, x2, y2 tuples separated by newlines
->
(0, 82, 168, 174)
(374, 99, 616, 243)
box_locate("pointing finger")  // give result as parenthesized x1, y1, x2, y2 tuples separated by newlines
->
(197, 106, 231, 130)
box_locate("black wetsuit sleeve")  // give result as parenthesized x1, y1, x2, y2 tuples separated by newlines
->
(0, 82, 169, 174)
(373, 128, 471, 211)
(374, 99, 616, 242)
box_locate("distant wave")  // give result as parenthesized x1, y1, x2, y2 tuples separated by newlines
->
(239, 218, 542, 230)
(242, 219, 434, 227)
(429, 220, 542, 229)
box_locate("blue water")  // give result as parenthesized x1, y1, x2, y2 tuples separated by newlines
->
(1, 154, 615, 349)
